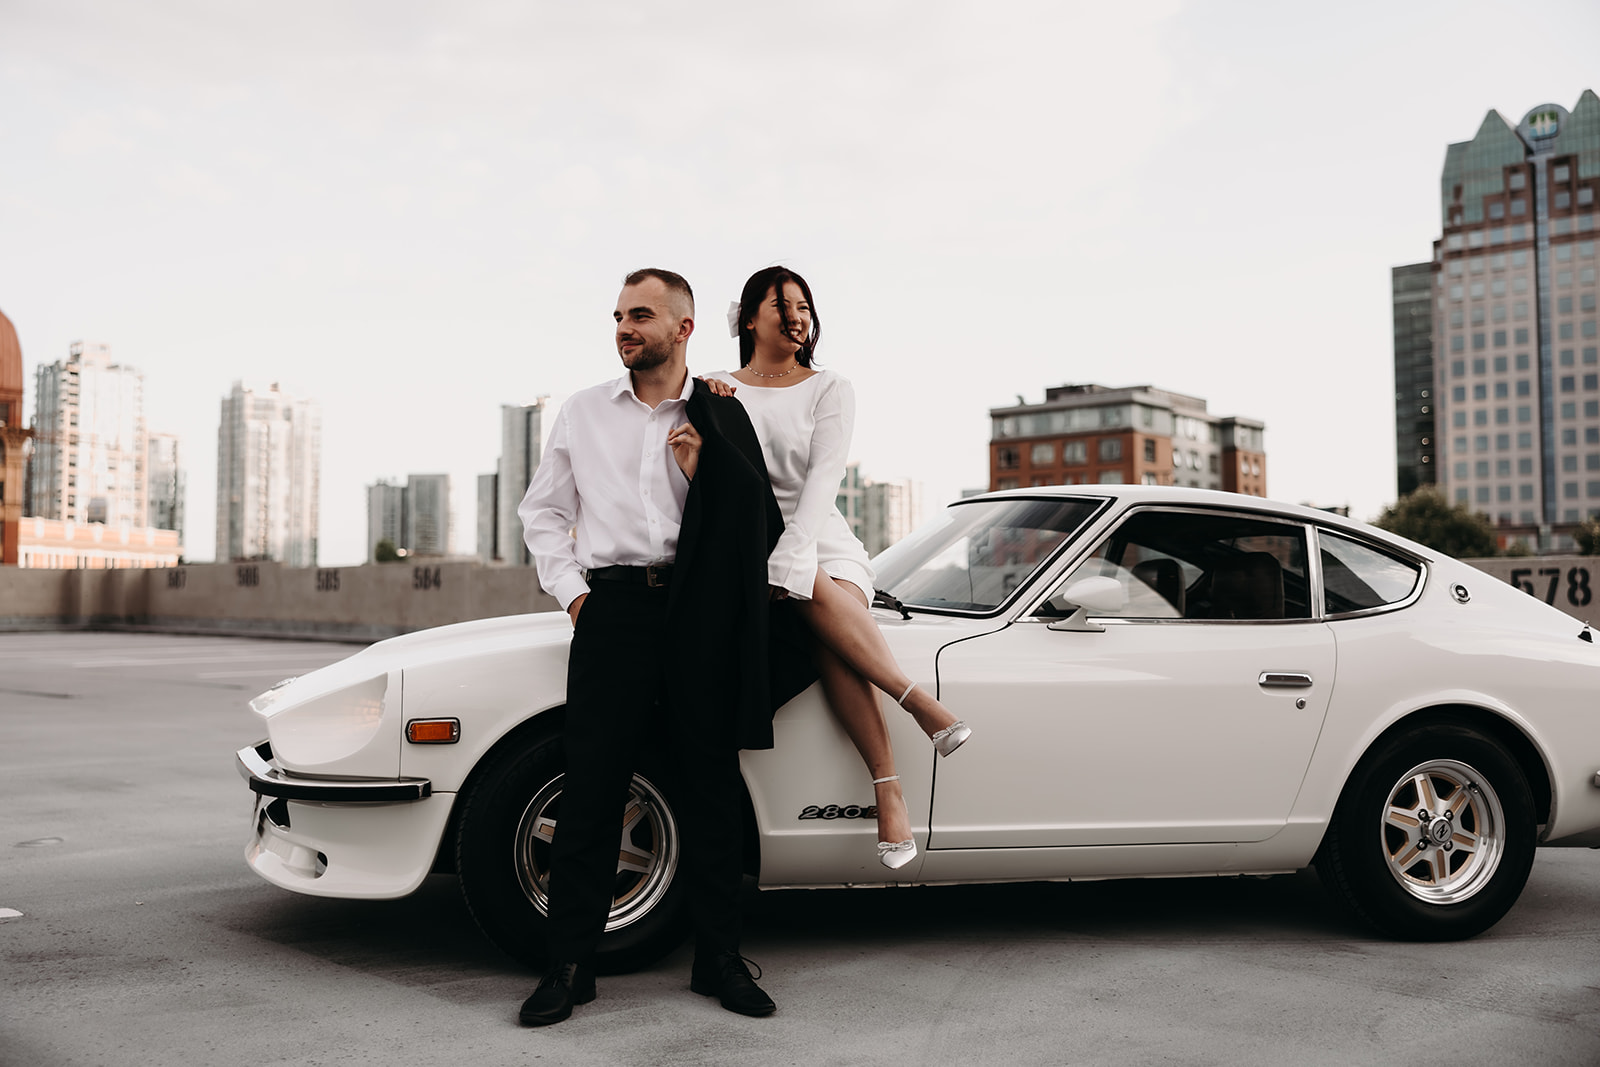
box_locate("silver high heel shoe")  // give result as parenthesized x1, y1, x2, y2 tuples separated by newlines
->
(872, 775, 917, 870)
(896, 683, 971, 757)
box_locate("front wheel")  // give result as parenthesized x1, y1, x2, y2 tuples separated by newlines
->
(1317, 722, 1536, 940)
(454, 727, 689, 973)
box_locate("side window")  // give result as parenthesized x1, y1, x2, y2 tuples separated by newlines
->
(1318, 530, 1422, 615)
(1037, 509, 1312, 621)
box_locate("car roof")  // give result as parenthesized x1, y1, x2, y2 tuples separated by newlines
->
(956, 485, 1440, 562)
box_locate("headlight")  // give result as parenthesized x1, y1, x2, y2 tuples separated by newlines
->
(248, 676, 301, 716)
(262, 674, 397, 776)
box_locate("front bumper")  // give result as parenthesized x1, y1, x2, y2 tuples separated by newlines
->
(236, 740, 453, 899)
(235, 740, 431, 801)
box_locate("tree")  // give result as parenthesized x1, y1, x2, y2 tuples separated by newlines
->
(1373, 487, 1498, 558)
(374, 538, 401, 563)
(1573, 516, 1600, 556)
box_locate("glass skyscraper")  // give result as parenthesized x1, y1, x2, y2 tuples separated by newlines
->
(496, 399, 548, 567)
(1432, 90, 1600, 549)
(1392, 262, 1435, 497)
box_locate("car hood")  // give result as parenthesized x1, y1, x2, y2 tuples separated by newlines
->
(252, 611, 571, 714)
(360, 610, 574, 667)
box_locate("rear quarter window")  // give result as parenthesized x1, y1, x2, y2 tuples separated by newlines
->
(1319, 530, 1422, 615)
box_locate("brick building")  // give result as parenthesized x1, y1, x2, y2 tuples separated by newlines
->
(989, 384, 1266, 496)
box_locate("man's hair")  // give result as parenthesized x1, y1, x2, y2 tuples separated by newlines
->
(623, 268, 695, 317)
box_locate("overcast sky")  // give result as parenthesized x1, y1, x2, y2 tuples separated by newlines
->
(3, 1, 1597, 565)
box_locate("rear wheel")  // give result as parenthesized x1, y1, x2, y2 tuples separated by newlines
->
(454, 727, 688, 973)
(1317, 722, 1536, 940)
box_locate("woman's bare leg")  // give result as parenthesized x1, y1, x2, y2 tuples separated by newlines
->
(794, 569, 962, 739)
(811, 626, 912, 845)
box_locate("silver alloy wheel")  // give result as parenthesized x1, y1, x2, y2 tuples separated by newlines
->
(513, 772, 681, 932)
(1380, 758, 1505, 905)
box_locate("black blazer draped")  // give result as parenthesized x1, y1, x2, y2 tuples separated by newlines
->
(667, 380, 817, 750)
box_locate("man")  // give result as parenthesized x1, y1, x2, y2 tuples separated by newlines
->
(516, 268, 777, 1026)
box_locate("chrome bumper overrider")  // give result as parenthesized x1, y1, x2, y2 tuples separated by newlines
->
(235, 740, 431, 802)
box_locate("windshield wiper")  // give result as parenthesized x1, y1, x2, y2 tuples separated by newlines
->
(872, 588, 913, 619)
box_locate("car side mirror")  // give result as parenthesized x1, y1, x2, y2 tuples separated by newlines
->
(1045, 575, 1127, 632)
(1061, 576, 1127, 612)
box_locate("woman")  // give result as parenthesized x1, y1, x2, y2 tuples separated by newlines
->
(675, 265, 969, 870)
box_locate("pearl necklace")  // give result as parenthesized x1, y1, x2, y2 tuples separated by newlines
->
(747, 363, 799, 379)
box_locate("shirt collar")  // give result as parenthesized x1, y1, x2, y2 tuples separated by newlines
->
(608, 369, 695, 404)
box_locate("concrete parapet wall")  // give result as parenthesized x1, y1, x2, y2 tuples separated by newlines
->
(0, 561, 559, 642)
(3, 555, 1598, 641)
(1461, 555, 1600, 629)
(0, 565, 84, 629)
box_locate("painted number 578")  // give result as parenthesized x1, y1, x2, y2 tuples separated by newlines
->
(1508, 566, 1593, 607)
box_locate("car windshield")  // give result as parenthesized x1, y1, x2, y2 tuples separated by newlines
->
(872, 496, 1106, 613)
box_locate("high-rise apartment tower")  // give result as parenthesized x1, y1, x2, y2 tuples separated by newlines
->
(367, 478, 406, 561)
(368, 473, 451, 561)
(27, 342, 147, 528)
(145, 432, 185, 539)
(404, 473, 450, 557)
(476, 472, 499, 563)
(216, 381, 320, 565)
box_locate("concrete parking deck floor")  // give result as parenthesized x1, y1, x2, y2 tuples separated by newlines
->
(2, 633, 1598, 1066)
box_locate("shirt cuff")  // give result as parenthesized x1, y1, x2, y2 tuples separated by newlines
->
(551, 572, 592, 612)
(770, 552, 817, 602)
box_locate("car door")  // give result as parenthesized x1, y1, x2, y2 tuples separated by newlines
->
(930, 506, 1335, 849)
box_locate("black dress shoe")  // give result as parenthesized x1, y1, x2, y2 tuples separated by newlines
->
(519, 961, 596, 1026)
(689, 951, 776, 1017)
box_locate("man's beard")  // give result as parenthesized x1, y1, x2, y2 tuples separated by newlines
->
(621, 335, 673, 371)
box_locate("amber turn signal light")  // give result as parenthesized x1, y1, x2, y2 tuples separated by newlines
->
(406, 718, 460, 744)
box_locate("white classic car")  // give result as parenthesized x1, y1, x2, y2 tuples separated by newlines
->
(237, 486, 1600, 971)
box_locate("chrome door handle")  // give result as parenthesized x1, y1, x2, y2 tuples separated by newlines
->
(1258, 671, 1314, 688)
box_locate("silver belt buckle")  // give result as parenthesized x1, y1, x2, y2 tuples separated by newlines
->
(646, 564, 665, 588)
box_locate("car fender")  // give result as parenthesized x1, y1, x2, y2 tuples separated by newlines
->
(1291, 582, 1582, 847)
(396, 613, 575, 792)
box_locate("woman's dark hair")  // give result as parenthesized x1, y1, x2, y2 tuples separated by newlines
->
(735, 265, 821, 368)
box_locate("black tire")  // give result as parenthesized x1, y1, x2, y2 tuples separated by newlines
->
(454, 726, 689, 974)
(1317, 721, 1536, 941)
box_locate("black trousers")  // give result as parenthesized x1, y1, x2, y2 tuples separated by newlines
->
(546, 579, 745, 965)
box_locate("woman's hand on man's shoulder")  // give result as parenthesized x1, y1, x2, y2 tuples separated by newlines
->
(696, 375, 737, 398)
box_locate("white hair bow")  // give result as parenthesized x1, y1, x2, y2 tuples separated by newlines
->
(726, 300, 742, 338)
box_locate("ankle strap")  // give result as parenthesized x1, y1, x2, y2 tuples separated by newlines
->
(871, 775, 900, 785)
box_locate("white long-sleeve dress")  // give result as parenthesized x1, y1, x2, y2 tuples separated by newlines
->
(706, 368, 875, 603)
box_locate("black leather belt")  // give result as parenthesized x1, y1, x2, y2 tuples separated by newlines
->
(587, 564, 673, 588)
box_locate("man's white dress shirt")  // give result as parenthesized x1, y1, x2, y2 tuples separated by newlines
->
(518, 371, 693, 610)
